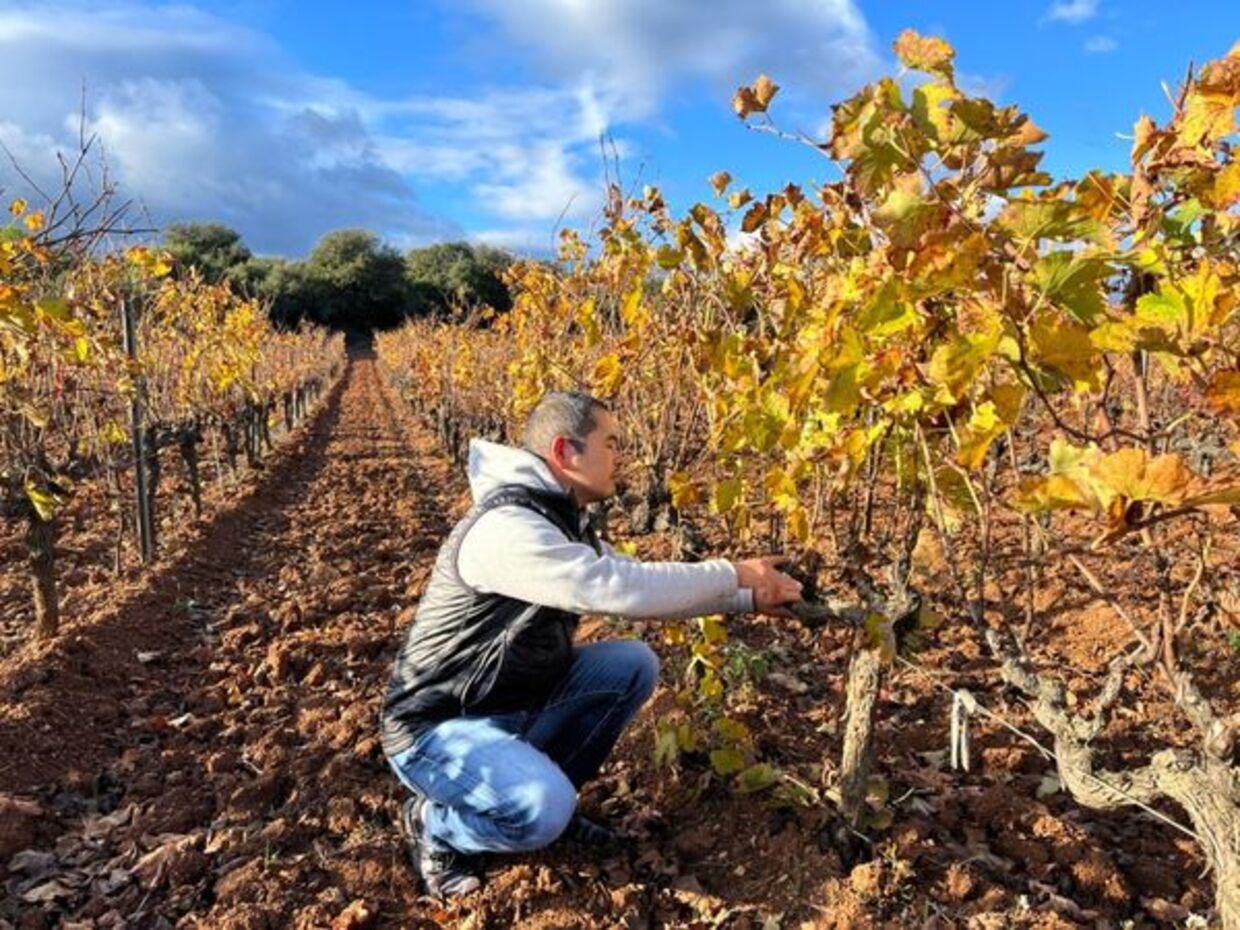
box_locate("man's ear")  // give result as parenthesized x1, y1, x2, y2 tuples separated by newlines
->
(549, 434, 574, 469)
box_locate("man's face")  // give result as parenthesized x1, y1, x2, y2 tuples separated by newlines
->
(565, 409, 622, 504)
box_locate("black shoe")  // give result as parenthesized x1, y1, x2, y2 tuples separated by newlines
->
(562, 812, 627, 847)
(400, 796, 484, 898)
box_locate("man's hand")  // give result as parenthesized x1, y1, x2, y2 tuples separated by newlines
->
(733, 556, 804, 616)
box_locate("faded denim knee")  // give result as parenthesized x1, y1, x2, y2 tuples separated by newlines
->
(621, 640, 660, 704)
(492, 767, 577, 850)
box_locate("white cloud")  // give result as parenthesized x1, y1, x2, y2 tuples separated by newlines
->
(1084, 35, 1118, 53)
(0, 3, 457, 255)
(1045, 0, 1100, 25)
(460, 0, 884, 124)
(0, 1, 888, 255)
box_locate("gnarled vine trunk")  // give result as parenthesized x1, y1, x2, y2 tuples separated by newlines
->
(839, 645, 883, 827)
(991, 629, 1240, 928)
(26, 514, 58, 638)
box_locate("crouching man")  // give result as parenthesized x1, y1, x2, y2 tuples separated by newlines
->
(379, 391, 804, 898)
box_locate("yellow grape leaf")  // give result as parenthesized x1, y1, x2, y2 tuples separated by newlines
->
(911, 80, 961, 143)
(591, 353, 624, 396)
(727, 189, 753, 210)
(1205, 370, 1240, 414)
(9, 197, 27, 216)
(103, 421, 128, 445)
(713, 716, 751, 745)
(740, 200, 768, 233)
(676, 723, 700, 752)
(732, 75, 780, 118)
(699, 615, 728, 645)
(1031, 252, 1107, 325)
(710, 171, 732, 196)
(662, 624, 689, 647)
(763, 466, 799, 512)
(1011, 115, 1050, 146)
(1091, 448, 1192, 507)
(699, 670, 724, 700)
(786, 505, 810, 544)
(1179, 51, 1240, 146)
(926, 329, 999, 401)
(710, 748, 746, 776)
(1014, 474, 1094, 513)
(23, 210, 44, 232)
(732, 85, 761, 118)
(893, 29, 956, 80)
(668, 470, 701, 509)
(736, 762, 779, 794)
(1048, 437, 1098, 474)
(1205, 160, 1240, 209)
(712, 477, 742, 514)
(24, 480, 59, 521)
(1028, 312, 1101, 391)
(955, 383, 1025, 470)
(655, 246, 684, 270)
(620, 287, 648, 328)
(753, 74, 780, 109)
(1183, 486, 1240, 508)
(1131, 114, 1161, 163)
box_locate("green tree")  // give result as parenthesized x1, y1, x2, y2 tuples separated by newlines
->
(306, 229, 411, 332)
(405, 241, 513, 317)
(163, 223, 252, 284)
(234, 256, 322, 330)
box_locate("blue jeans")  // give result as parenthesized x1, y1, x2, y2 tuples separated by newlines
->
(387, 640, 659, 854)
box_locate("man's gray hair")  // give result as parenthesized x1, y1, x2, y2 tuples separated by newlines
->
(523, 391, 609, 456)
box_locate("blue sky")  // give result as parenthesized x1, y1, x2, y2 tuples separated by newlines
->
(0, 0, 1235, 257)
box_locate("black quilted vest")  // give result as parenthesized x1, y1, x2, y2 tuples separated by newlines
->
(380, 484, 601, 757)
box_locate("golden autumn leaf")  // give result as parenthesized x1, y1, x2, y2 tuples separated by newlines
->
(699, 614, 728, 645)
(753, 74, 780, 109)
(1205, 370, 1240, 414)
(710, 747, 746, 776)
(955, 387, 1024, 470)
(1091, 448, 1192, 507)
(1178, 48, 1240, 146)
(763, 466, 800, 511)
(1013, 474, 1094, 513)
(712, 477, 742, 514)
(24, 480, 60, 521)
(893, 29, 956, 80)
(732, 74, 780, 118)
(727, 189, 753, 210)
(591, 353, 624, 396)
(710, 171, 732, 196)
(667, 470, 701, 510)
(1028, 312, 1101, 391)
(786, 505, 810, 543)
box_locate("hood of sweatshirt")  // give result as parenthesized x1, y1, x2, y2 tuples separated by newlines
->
(466, 439, 570, 504)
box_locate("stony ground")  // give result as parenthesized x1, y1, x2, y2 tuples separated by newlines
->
(0, 352, 1232, 929)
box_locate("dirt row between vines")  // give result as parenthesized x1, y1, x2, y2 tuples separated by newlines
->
(0, 352, 1218, 930)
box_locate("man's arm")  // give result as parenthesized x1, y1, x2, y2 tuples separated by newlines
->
(458, 507, 755, 618)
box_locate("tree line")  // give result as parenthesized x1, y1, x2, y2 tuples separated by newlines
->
(162, 223, 514, 335)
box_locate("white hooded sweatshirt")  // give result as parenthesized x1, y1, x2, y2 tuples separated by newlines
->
(456, 439, 755, 618)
